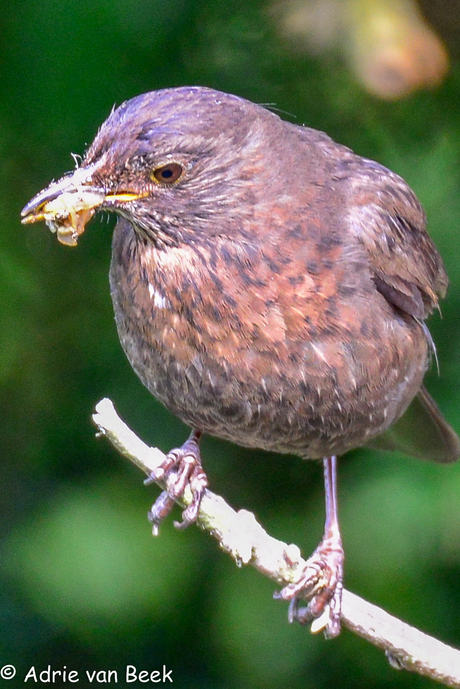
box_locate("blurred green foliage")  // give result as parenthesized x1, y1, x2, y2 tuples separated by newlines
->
(1, 1, 460, 687)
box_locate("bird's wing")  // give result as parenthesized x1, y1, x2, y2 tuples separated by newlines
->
(346, 158, 447, 320)
(345, 157, 458, 462)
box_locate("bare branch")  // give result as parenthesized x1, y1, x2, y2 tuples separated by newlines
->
(92, 397, 460, 688)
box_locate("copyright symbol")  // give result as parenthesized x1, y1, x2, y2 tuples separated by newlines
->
(0, 665, 16, 679)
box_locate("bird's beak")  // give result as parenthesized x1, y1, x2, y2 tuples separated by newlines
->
(21, 165, 145, 246)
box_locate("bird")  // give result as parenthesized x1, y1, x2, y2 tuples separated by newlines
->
(21, 86, 459, 638)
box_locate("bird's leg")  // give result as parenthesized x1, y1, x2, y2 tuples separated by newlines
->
(144, 429, 208, 534)
(276, 455, 344, 639)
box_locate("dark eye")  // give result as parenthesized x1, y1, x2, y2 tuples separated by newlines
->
(152, 162, 184, 184)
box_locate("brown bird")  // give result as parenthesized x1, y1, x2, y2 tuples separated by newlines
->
(21, 86, 459, 637)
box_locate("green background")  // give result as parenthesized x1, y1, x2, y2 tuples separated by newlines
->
(1, 1, 460, 687)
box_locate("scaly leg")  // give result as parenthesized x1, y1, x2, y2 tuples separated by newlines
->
(276, 456, 344, 638)
(144, 429, 208, 535)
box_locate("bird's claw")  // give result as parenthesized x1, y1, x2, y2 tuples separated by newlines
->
(275, 535, 344, 639)
(145, 432, 208, 534)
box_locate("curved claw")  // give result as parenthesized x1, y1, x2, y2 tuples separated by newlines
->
(148, 491, 176, 536)
(145, 430, 208, 533)
(276, 535, 344, 639)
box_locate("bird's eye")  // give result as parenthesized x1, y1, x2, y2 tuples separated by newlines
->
(152, 162, 184, 184)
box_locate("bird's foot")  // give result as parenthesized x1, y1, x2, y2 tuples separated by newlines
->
(144, 430, 208, 534)
(275, 533, 344, 639)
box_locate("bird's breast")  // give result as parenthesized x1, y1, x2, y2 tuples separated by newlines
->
(109, 221, 429, 458)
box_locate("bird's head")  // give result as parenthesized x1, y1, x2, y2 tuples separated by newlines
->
(21, 87, 281, 248)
